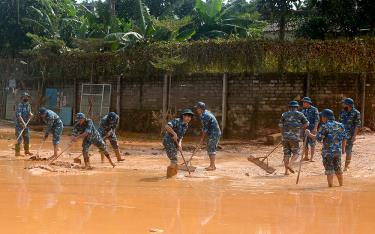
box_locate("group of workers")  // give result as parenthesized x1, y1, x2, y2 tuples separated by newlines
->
(15, 92, 125, 169)
(279, 97, 361, 187)
(15, 92, 361, 186)
(14, 93, 221, 174)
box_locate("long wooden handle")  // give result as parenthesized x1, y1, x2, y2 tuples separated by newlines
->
(47, 143, 72, 165)
(296, 135, 308, 184)
(186, 144, 200, 163)
(16, 118, 32, 142)
(261, 141, 282, 162)
(174, 139, 191, 175)
(179, 149, 191, 175)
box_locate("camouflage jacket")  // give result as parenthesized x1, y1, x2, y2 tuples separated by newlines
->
(99, 114, 119, 134)
(316, 120, 347, 155)
(302, 106, 320, 131)
(163, 118, 188, 143)
(201, 110, 221, 137)
(279, 110, 309, 141)
(72, 118, 101, 142)
(15, 102, 32, 126)
(339, 108, 361, 139)
(43, 109, 63, 134)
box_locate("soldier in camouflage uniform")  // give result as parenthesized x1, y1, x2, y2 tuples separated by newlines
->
(71, 113, 115, 169)
(301, 97, 320, 162)
(279, 101, 309, 175)
(163, 109, 194, 178)
(98, 112, 124, 162)
(15, 92, 34, 156)
(306, 109, 347, 187)
(195, 102, 221, 171)
(38, 107, 64, 159)
(339, 98, 361, 171)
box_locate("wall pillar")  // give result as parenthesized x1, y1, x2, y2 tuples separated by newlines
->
(222, 73, 228, 136)
(361, 73, 366, 127)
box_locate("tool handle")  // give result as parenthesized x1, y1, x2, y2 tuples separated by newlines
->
(262, 141, 282, 160)
(178, 149, 191, 175)
(186, 144, 200, 163)
(296, 135, 308, 184)
(47, 142, 72, 165)
(16, 118, 32, 142)
(174, 139, 191, 175)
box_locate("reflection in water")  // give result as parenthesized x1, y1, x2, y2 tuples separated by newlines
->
(0, 160, 375, 233)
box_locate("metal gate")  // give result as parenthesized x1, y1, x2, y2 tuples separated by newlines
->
(80, 84, 112, 123)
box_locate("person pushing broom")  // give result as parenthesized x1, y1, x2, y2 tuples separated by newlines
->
(279, 101, 309, 175)
(163, 109, 194, 178)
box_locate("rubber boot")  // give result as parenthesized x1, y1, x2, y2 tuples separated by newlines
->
(24, 144, 33, 156)
(166, 165, 178, 178)
(15, 144, 22, 157)
(115, 148, 125, 162)
(83, 153, 93, 170)
(103, 152, 116, 168)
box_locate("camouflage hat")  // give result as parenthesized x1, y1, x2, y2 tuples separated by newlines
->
(342, 98, 354, 106)
(302, 97, 313, 104)
(194, 101, 206, 110)
(21, 92, 31, 98)
(38, 107, 47, 115)
(320, 109, 335, 120)
(76, 112, 86, 120)
(288, 101, 299, 107)
(180, 109, 194, 117)
(107, 112, 117, 121)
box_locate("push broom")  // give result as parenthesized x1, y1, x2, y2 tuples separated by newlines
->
(248, 142, 281, 174)
(178, 144, 199, 172)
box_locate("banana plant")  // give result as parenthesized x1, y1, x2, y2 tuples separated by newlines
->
(177, 0, 263, 40)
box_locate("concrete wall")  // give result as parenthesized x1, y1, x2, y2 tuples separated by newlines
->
(1, 72, 373, 138)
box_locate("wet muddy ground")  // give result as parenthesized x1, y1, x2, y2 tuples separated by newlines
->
(0, 121, 375, 233)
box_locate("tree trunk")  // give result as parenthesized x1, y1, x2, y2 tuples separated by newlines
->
(278, 13, 286, 42)
(108, 0, 116, 17)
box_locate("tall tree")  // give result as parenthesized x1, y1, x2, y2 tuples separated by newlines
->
(257, 0, 302, 41)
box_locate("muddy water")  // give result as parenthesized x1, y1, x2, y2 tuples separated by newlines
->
(0, 158, 374, 234)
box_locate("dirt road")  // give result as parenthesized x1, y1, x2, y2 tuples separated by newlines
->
(0, 120, 374, 233)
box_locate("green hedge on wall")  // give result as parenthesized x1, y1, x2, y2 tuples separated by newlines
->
(2, 39, 375, 80)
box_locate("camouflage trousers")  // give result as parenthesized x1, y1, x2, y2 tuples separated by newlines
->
(322, 152, 342, 175)
(15, 125, 30, 145)
(163, 138, 178, 164)
(98, 129, 119, 150)
(282, 140, 300, 159)
(207, 134, 221, 155)
(345, 139, 354, 155)
(48, 121, 63, 145)
(82, 137, 108, 154)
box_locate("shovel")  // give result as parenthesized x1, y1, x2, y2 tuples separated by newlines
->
(248, 142, 281, 174)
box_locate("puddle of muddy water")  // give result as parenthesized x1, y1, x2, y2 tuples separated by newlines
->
(0, 159, 374, 234)
(1, 134, 375, 234)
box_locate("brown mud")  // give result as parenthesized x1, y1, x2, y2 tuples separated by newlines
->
(0, 121, 375, 233)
